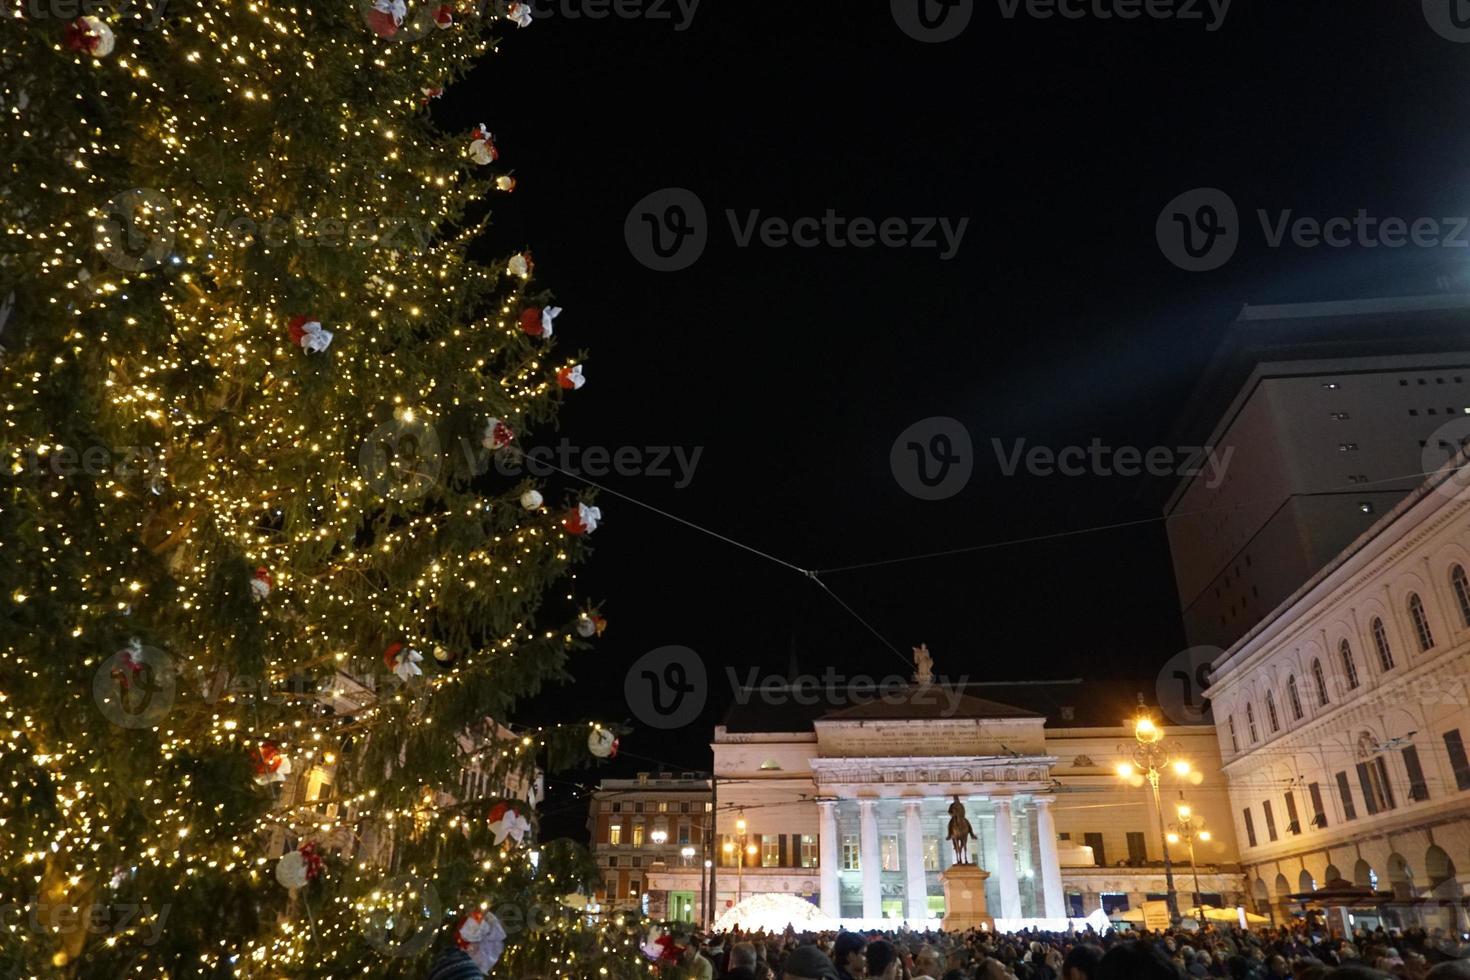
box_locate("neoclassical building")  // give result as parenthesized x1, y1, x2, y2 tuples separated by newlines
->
(1206, 459, 1470, 929)
(643, 683, 1245, 927)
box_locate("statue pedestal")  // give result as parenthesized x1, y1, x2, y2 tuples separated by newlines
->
(940, 864, 993, 932)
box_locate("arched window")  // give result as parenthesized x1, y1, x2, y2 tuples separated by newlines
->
(1312, 658, 1329, 706)
(1246, 703, 1259, 742)
(1287, 676, 1304, 721)
(1340, 640, 1360, 690)
(1453, 565, 1470, 627)
(1356, 733, 1397, 814)
(1408, 594, 1435, 652)
(1266, 692, 1280, 733)
(1228, 715, 1239, 753)
(1371, 617, 1395, 671)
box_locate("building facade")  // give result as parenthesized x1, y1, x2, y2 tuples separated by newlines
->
(587, 772, 714, 922)
(1165, 295, 1470, 649)
(1205, 458, 1470, 930)
(681, 688, 1245, 927)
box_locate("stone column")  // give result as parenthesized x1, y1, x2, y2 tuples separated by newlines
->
(903, 799, 929, 922)
(993, 798, 1023, 920)
(818, 800, 840, 920)
(859, 799, 881, 920)
(1034, 797, 1066, 919)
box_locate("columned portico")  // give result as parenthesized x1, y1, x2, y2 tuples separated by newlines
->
(858, 799, 880, 919)
(902, 799, 928, 920)
(1034, 796, 1066, 918)
(992, 798, 1023, 920)
(818, 800, 840, 919)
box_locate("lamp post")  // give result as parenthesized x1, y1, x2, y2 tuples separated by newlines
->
(1166, 795, 1212, 916)
(1116, 700, 1202, 923)
(723, 813, 751, 905)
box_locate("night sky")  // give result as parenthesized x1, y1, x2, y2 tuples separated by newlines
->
(439, 1, 1470, 839)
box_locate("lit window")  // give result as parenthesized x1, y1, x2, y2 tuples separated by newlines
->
(609, 823, 622, 846)
(923, 837, 941, 871)
(841, 835, 860, 870)
(762, 837, 780, 867)
(881, 834, 901, 872)
(800, 834, 818, 868)
(632, 823, 644, 847)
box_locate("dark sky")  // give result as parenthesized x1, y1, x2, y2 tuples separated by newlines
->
(439, 0, 1470, 839)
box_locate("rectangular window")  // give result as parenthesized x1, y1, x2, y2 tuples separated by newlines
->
(608, 823, 622, 846)
(1284, 791, 1301, 834)
(1083, 832, 1106, 866)
(608, 856, 619, 868)
(1126, 831, 1148, 865)
(1357, 760, 1396, 815)
(881, 834, 901, 872)
(632, 823, 645, 847)
(841, 834, 860, 871)
(1242, 809, 1257, 848)
(629, 879, 641, 896)
(1335, 771, 1358, 821)
(762, 837, 780, 868)
(1308, 783, 1328, 828)
(923, 837, 940, 871)
(720, 835, 738, 867)
(1101, 893, 1130, 914)
(658, 801, 669, 813)
(612, 802, 622, 813)
(634, 802, 643, 814)
(1263, 800, 1278, 842)
(1445, 730, 1470, 791)
(677, 823, 691, 845)
(800, 834, 818, 868)
(681, 801, 691, 813)
(1403, 745, 1430, 802)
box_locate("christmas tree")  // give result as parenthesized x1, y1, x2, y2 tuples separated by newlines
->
(0, 1, 645, 975)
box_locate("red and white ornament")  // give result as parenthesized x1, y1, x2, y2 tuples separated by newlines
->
(576, 611, 606, 638)
(456, 910, 508, 973)
(433, 3, 454, 27)
(383, 642, 423, 681)
(487, 802, 531, 845)
(468, 125, 498, 165)
(252, 741, 292, 786)
(482, 418, 514, 451)
(366, 0, 407, 37)
(588, 726, 618, 759)
(507, 251, 533, 280)
(518, 306, 560, 339)
(495, 175, 517, 193)
(519, 489, 543, 510)
(65, 16, 115, 57)
(287, 314, 333, 353)
(249, 566, 272, 601)
(556, 364, 585, 390)
(505, 1, 533, 27)
(420, 85, 445, 105)
(111, 638, 144, 690)
(563, 502, 601, 535)
(275, 841, 324, 889)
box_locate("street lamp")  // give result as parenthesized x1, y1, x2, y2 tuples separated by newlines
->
(1166, 794, 1211, 915)
(728, 813, 750, 904)
(1117, 699, 1203, 922)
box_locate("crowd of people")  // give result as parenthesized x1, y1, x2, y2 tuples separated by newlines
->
(649, 923, 1470, 980)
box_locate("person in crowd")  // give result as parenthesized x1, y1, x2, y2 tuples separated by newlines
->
(1062, 943, 1104, 980)
(784, 944, 840, 980)
(833, 932, 868, 980)
(866, 939, 901, 980)
(723, 942, 760, 980)
(1095, 941, 1187, 980)
(912, 946, 944, 980)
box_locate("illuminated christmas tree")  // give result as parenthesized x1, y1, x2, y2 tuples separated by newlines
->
(0, 1, 643, 975)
